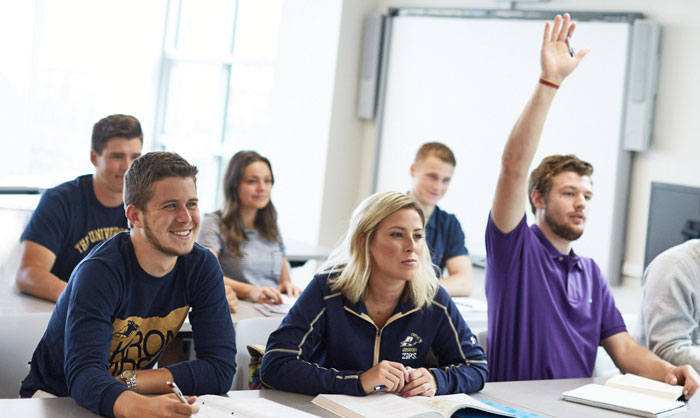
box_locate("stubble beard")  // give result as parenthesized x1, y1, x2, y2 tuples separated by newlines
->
(544, 208, 584, 242)
(143, 219, 194, 257)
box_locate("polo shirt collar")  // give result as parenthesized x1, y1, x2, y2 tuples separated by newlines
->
(531, 223, 583, 271)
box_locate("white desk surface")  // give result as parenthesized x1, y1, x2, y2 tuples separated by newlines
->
(5, 379, 698, 417)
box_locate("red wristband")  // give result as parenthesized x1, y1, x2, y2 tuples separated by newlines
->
(539, 77, 560, 89)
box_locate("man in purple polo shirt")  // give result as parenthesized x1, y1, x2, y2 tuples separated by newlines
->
(486, 13, 700, 396)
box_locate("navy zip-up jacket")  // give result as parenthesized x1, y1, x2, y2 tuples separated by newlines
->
(260, 272, 487, 395)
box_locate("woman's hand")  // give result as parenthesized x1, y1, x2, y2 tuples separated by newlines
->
(224, 284, 239, 313)
(278, 281, 302, 297)
(400, 367, 437, 397)
(250, 286, 283, 304)
(359, 360, 410, 394)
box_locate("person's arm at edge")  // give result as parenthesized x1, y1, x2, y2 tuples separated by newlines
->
(643, 258, 700, 371)
(439, 255, 473, 297)
(602, 332, 700, 399)
(491, 13, 589, 234)
(15, 240, 66, 302)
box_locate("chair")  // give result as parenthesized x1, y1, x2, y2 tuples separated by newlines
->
(0, 312, 51, 397)
(232, 316, 283, 390)
(476, 329, 488, 354)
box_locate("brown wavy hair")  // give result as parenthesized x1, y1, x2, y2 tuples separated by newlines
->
(528, 154, 593, 214)
(220, 151, 279, 257)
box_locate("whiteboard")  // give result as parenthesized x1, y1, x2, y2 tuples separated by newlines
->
(374, 9, 641, 284)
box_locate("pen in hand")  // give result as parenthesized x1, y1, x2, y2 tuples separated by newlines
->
(566, 34, 575, 57)
(166, 380, 188, 404)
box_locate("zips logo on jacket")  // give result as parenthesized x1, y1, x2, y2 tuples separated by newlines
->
(400, 333, 422, 360)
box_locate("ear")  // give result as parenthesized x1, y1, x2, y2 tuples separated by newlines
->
(125, 205, 143, 228)
(410, 163, 416, 178)
(531, 189, 546, 211)
(90, 149, 99, 167)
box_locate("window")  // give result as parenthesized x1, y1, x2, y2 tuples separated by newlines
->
(155, 0, 285, 213)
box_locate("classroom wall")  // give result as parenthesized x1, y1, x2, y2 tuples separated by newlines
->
(328, 0, 700, 281)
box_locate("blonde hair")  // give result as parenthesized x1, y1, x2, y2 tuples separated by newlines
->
(321, 191, 438, 309)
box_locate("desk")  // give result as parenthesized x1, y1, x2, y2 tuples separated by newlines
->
(473, 377, 699, 417)
(5, 380, 699, 417)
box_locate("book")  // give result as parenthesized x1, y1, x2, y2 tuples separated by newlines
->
(562, 374, 686, 417)
(193, 394, 318, 418)
(311, 392, 515, 418)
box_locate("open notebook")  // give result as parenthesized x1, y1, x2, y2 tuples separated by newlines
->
(193, 395, 317, 418)
(562, 374, 686, 417)
(312, 392, 515, 418)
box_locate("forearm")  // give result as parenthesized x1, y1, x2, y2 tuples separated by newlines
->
(117, 368, 174, 394)
(15, 266, 66, 302)
(611, 339, 674, 380)
(431, 361, 487, 395)
(260, 349, 363, 395)
(224, 276, 256, 299)
(439, 272, 473, 297)
(501, 84, 557, 176)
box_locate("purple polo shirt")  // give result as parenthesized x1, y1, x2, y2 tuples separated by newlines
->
(485, 213, 626, 382)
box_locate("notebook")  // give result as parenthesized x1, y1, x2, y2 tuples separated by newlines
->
(193, 395, 317, 418)
(562, 374, 686, 417)
(311, 392, 515, 418)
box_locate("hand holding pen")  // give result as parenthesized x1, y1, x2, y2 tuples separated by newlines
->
(166, 381, 188, 404)
(359, 360, 411, 394)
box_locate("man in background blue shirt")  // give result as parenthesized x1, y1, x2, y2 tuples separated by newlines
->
(409, 142, 474, 296)
(16, 114, 143, 301)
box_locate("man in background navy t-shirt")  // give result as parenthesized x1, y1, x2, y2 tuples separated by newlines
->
(409, 142, 474, 296)
(16, 114, 143, 301)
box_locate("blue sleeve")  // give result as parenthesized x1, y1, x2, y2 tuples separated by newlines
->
(63, 260, 128, 417)
(20, 187, 70, 254)
(167, 250, 236, 395)
(259, 277, 364, 396)
(430, 289, 488, 394)
(443, 214, 469, 261)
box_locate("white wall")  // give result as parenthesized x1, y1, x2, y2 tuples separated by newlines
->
(336, 0, 700, 281)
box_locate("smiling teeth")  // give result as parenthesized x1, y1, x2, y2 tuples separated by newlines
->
(172, 231, 190, 236)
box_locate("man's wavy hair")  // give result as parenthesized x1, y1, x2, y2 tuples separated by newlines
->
(528, 154, 593, 214)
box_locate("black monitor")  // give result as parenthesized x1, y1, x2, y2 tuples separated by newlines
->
(644, 182, 700, 269)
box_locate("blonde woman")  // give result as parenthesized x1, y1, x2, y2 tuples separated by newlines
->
(260, 192, 487, 396)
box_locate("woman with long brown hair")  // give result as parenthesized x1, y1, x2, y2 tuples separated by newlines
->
(198, 151, 300, 311)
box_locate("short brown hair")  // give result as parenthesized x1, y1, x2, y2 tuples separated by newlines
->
(528, 154, 593, 214)
(124, 152, 198, 211)
(92, 114, 143, 154)
(414, 142, 456, 167)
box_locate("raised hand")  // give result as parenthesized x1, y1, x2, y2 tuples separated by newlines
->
(540, 13, 590, 85)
